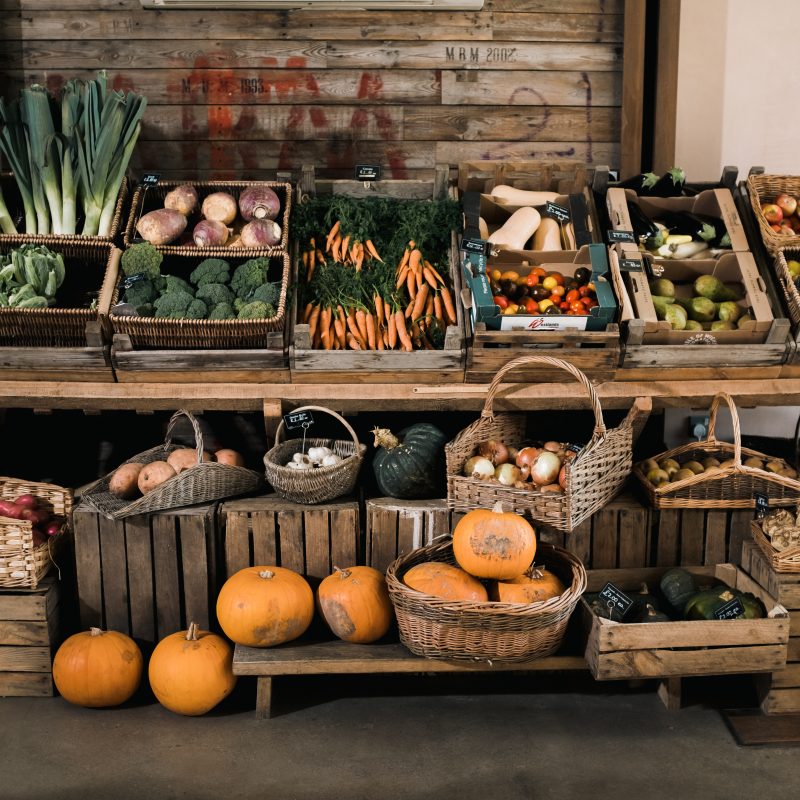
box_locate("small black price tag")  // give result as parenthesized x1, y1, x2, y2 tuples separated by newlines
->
(598, 582, 635, 617)
(544, 201, 570, 223)
(714, 597, 745, 620)
(355, 164, 381, 182)
(607, 229, 636, 244)
(283, 410, 314, 430)
(619, 257, 644, 273)
(141, 173, 161, 187)
(461, 237, 489, 256)
(755, 492, 769, 518)
(122, 274, 150, 290)
(567, 443, 582, 454)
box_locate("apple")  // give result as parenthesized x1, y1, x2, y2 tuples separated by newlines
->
(779, 225, 796, 236)
(776, 193, 798, 217)
(762, 203, 784, 224)
(770, 223, 783, 233)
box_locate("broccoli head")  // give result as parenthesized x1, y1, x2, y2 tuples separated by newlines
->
(121, 243, 163, 280)
(195, 282, 233, 307)
(185, 298, 208, 319)
(237, 300, 272, 320)
(208, 301, 235, 320)
(190, 258, 230, 287)
(231, 257, 270, 300)
(251, 281, 280, 307)
(122, 278, 158, 314)
(153, 289, 195, 319)
(164, 275, 194, 296)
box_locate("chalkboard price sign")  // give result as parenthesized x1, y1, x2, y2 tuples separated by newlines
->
(598, 582, 635, 617)
(283, 410, 315, 430)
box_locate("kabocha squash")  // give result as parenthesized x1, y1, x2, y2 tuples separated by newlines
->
(492, 564, 565, 604)
(216, 566, 314, 647)
(683, 586, 765, 620)
(148, 623, 237, 716)
(52, 628, 143, 708)
(317, 566, 393, 644)
(637, 603, 671, 624)
(659, 568, 698, 615)
(404, 561, 488, 602)
(453, 502, 536, 580)
(372, 424, 447, 499)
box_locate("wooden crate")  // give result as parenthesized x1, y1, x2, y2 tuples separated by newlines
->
(741, 538, 800, 714)
(582, 563, 789, 681)
(72, 503, 220, 644)
(465, 324, 621, 385)
(0, 577, 59, 697)
(221, 496, 360, 580)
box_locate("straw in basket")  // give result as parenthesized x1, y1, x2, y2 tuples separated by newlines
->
(263, 405, 366, 505)
(634, 392, 800, 510)
(386, 538, 587, 663)
(751, 515, 800, 574)
(81, 409, 262, 519)
(446, 354, 645, 532)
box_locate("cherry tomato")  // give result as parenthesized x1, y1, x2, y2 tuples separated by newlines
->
(585, 299, 599, 309)
(503, 303, 519, 315)
(548, 293, 561, 304)
(525, 273, 540, 287)
(494, 295, 509, 310)
(546, 271, 565, 285)
(570, 301, 585, 313)
(491, 269, 502, 282)
(551, 285, 566, 297)
(559, 301, 569, 311)
(532, 266, 547, 279)
(578, 286, 592, 297)
(565, 289, 581, 304)
(523, 298, 539, 313)
(580, 295, 595, 307)
(538, 298, 554, 311)
(500, 270, 519, 282)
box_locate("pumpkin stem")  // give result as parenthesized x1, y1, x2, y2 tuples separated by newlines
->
(333, 566, 351, 579)
(89, 627, 103, 637)
(491, 500, 507, 514)
(186, 622, 199, 641)
(259, 570, 275, 580)
(720, 590, 734, 601)
(639, 582, 650, 595)
(372, 427, 401, 451)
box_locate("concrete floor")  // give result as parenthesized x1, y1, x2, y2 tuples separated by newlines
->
(1, 675, 798, 800)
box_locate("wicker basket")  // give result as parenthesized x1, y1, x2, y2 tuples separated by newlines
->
(0, 477, 73, 589)
(81, 410, 263, 519)
(775, 246, 800, 326)
(124, 179, 292, 257)
(633, 393, 800, 510)
(446, 355, 642, 532)
(751, 518, 800, 574)
(386, 538, 587, 663)
(746, 173, 800, 256)
(263, 406, 366, 504)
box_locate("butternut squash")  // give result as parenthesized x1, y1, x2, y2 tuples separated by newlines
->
(487, 207, 541, 251)
(561, 221, 577, 250)
(490, 185, 561, 207)
(532, 217, 562, 251)
(478, 217, 489, 240)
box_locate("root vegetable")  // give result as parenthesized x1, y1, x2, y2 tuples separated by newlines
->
(163, 184, 198, 216)
(109, 463, 144, 499)
(477, 439, 509, 466)
(136, 208, 187, 245)
(201, 192, 238, 225)
(167, 448, 213, 474)
(215, 449, 244, 467)
(530, 451, 561, 486)
(239, 185, 281, 221)
(495, 463, 521, 486)
(193, 219, 230, 248)
(45, 521, 62, 537)
(14, 494, 37, 509)
(464, 456, 495, 479)
(138, 461, 177, 494)
(240, 219, 282, 248)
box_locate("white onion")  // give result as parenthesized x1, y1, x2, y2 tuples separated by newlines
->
(464, 456, 495, 479)
(530, 451, 561, 486)
(495, 463, 521, 486)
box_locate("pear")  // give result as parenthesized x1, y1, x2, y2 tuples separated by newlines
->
(743, 456, 764, 469)
(672, 468, 696, 482)
(702, 457, 720, 469)
(683, 460, 705, 475)
(647, 468, 670, 486)
(766, 460, 785, 474)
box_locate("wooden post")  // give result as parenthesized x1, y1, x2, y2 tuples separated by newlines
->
(256, 676, 273, 721)
(652, 0, 681, 174)
(658, 677, 682, 711)
(263, 399, 284, 442)
(621, 0, 647, 178)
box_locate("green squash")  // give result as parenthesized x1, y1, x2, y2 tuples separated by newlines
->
(637, 603, 671, 624)
(683, 587, 765, 620)
(372, 424, 448, 499)
(660, 568, 698, 614)
(588, 595, 627, 623)
(634, 582, 662, 615)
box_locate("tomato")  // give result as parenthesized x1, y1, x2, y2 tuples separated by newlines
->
(491, 269, 503, 282)
(565, 289, 581, 304)
(559, 301, 569, 311)
(500, 270, 520, 282)
(503, 303, 519, 315)
(538, 298, 554, 312)
(541, 276, 558, 291)
(552, 285, 566, 297)
(523, 298, 539, 313)
(546, 271, 565, 285)
(532, 266, 547, 278)
(578, 286, 591, 298)
(570, 301, 585, 313)
(494, 295, 509, 309)
(525, 273, 540, 287)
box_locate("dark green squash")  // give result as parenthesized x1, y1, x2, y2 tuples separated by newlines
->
(371, 424, 448, 499)
(637, 603, 671, 624)
(683, 587, 765, 620)
(634, 582, 662, 614)
(588, 596, 627, 623)
(660, 568, 698, 614)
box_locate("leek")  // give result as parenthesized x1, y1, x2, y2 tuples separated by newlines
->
(0, 184, 17, 234)
(0, 97, 36, 233)
(60, 80, 83, 235)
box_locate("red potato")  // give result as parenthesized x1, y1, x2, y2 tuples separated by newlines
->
(167, 448, 214, 474)
(109, 463, 144, 499)
(214, 449, 245, 467)
(138, 462, 177, 495)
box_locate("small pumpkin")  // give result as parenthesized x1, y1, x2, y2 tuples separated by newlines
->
(148, 622, 237, 716)
(372, 424, 447, 499)
(216, 566, 314, 647)
(404, 561, 488, 602)
(452, 501, 536, 580)
(637, 603, 670, 624)
(683, 586, 764, 620)
(53, 627, 143, 708)
(492, 564, 565, 604)
(317, 566, 394, 644)
(659, 568, 698, 614)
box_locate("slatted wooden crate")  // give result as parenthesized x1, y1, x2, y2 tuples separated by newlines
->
(0, 577, 60, 697)
(72, 503, 220, 645)
(221, 496, 360, 580)
(741, 538, 800, 714)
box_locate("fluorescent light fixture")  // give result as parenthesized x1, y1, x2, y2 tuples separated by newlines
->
(141, 0, 484, 8)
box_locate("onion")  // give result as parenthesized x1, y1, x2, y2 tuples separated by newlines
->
(515, 447, 540, 470)
(530, 450, 561, 486)
(21, 508, 49, 525)
(308, 446, 332, 463)
(558, 464, 568, 489)
(543, 441, 562, 453)
(1, 503, 23, 519)
(477, 439, 509, 466)
(202, 192, 238, 224)
(239, 185, 281, 221)
(321, 454, 342, 467)
(464, 456, 495, 479)
(241, 219, 282, 248)
(519, 464, 531, 481)
(14, 494, 37, 509)
(507, 446, 519, 461)
(495, 463, 521, 486)
(540, 483, 564, 494)
(193, 219, 230, 248)
(163, 184, 198, 216)
(0, 500, 15, 517)
(45, 521, 62, 537)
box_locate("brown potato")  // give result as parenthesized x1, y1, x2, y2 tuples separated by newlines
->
(137, 461, 177, 494)
(167, 448, 214, 474)
(215, 448, 244, 467)
(109, 463, 144, 499)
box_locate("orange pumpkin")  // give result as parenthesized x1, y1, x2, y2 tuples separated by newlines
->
(148, 622, 237, 716)
(404, 561, 488, 602)
(216, 566, 314, 647)
(492, 564, 566, 604)
(317, 566, 394, 644)
(452, 501, 536, 580)
(52, 628, 143, 708)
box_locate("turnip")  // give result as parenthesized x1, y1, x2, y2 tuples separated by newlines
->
(193, 219, 230, 248)
(240, 219, 281, 248)
(239, 185, 281, 221)
(201, 192, 238, 225)
(136, 208, 187, 245)
(163, 184, 198, 216)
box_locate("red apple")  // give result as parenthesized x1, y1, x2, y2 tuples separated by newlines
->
(762, 203, 784, 224)
(776, 193, 798, 217)
(14, 494, 38, 509)
(780, 225, 796, 236)
(770, 223, 783, 233)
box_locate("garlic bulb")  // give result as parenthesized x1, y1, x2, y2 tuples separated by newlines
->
(308, 446, 332, 463)
(321, 453, 342, 467)
(287, 461, 311, 471)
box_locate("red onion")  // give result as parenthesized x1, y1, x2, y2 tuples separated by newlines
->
(0, 500, 16, 517)
(1, 504, 24, 519)
(530, 450, 561, 486)
(163, 184, 198, 216)
(14, 494, 37, 509)
(241, 219, 282, 248)
(21, 508, 50, 525)
(45, 521, 62, 537)
(193, 219, 230, 248)
(478, 439, 509, 466)
(239, 185, 281, 221)
(201, 192, 238, 224)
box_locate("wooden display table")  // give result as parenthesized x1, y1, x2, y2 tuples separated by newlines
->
(232, 640, 586, 720)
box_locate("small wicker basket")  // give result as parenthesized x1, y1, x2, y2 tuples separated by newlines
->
(0, 477, 73, 589)
(386, 538, 587, 663)
(81, 409, 263, 519)
(446, 354, 643, 532)
(746, 173, 800, 256)
(751, 518, 800, 574)
(263, 406, 366, 505)
(774, 246, 800, 326)
(634, 392, 800, 510)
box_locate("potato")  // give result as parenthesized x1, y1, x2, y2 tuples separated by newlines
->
(215, 448, 245, 467)
(136, 208, 187, 245)
(109, 463, 144, 499)
(167, 448, 214, 474)
(137, 461, 177, 494)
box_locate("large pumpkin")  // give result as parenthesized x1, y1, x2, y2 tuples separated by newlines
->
(148, 622, 237, 716)
(372, 424, 447, 499)
(52, 628, 143, 708)
(453, 502, 536, 580)
(404, 561, 488, 602)
(492, 564, 565, 604)
(216, 566, 314, 647)
(317, 566, 394, 644)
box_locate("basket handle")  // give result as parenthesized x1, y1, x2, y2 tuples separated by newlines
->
(164, 409, 206, 466)
(274, 405, 361, 451)
(705, 392, 742, 466)
(482, 355, 606, 437)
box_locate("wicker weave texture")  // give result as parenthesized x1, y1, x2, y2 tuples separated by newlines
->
(747, 174, 800, 256)
(81, 410, 262, 519)
(751, 520, 800, 573)
(0, 477, 73, 589)
(386, 539, 587, 662)
(446, 355, 639, 532)
(775, 247, 800, 326)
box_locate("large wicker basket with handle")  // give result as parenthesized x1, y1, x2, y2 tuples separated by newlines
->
(633, 392, 800, 510)
(446, 355, 644, 532)
(82, 409, 262, 518)
(386, 538, 586, 662)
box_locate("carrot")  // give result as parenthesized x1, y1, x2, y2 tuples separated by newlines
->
(341, 235, 351, 263)
(319, 306, 332, 350)
(346, 310, 366, 348)
(302, 250, 309, 270)
(374, 294, 384, 327)
(398, 247, 410, 272)
(376, 328, 385, 350)
(396, 265, 409, 290)
(408, 240, 416, 249)
(302, 301, 314, 324)
(406, 269, 416, 300)
(395, 311, 413, 352)
(350, 241, 359, 264)
(425, 292, 434, 318)
(426, 262, 446, 286)
(333, 315, 346, 349)
(411, 282, 429, 321)
(316, 248, 325, 264)
(387, 312, 398, 349)
(404, 298, 415, 319)
(355, 308, 369, 345)
(331, 234, 342, 262)
(365, 239, 383, 262)
(355, 242, 364, 272)
(423, 267, 439, 290)
(408, 249, 423, 273)
(365, 312, 377, 350)
(440, 286, 457, 325)
(308, 304, 321, 343)
(415, 269, 424, 291)
(433, 293, 444, 325)
(346, 332, 362, 350)
(325, 220, 341, 251)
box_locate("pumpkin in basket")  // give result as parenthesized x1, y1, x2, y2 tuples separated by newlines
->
(404, 562, 488, 602)
(491, 564, 565, 604)
(453, 502, 536, 580)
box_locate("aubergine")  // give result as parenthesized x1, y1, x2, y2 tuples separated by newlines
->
(627, 200, 661, 245)
(653, 210, 731, 248)
(647, 167, 686, 197)
(616, 172, 659, 195)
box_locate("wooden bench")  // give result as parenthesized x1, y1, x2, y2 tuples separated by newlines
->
(233, 640, 586, 720)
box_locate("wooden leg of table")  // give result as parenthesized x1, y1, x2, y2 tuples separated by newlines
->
(256, 676, 273, 720)
(263, 400, 284, 442)
(657, 677, 682, 711)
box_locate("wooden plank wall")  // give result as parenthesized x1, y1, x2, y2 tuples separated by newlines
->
(0, 0, 623, 179)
